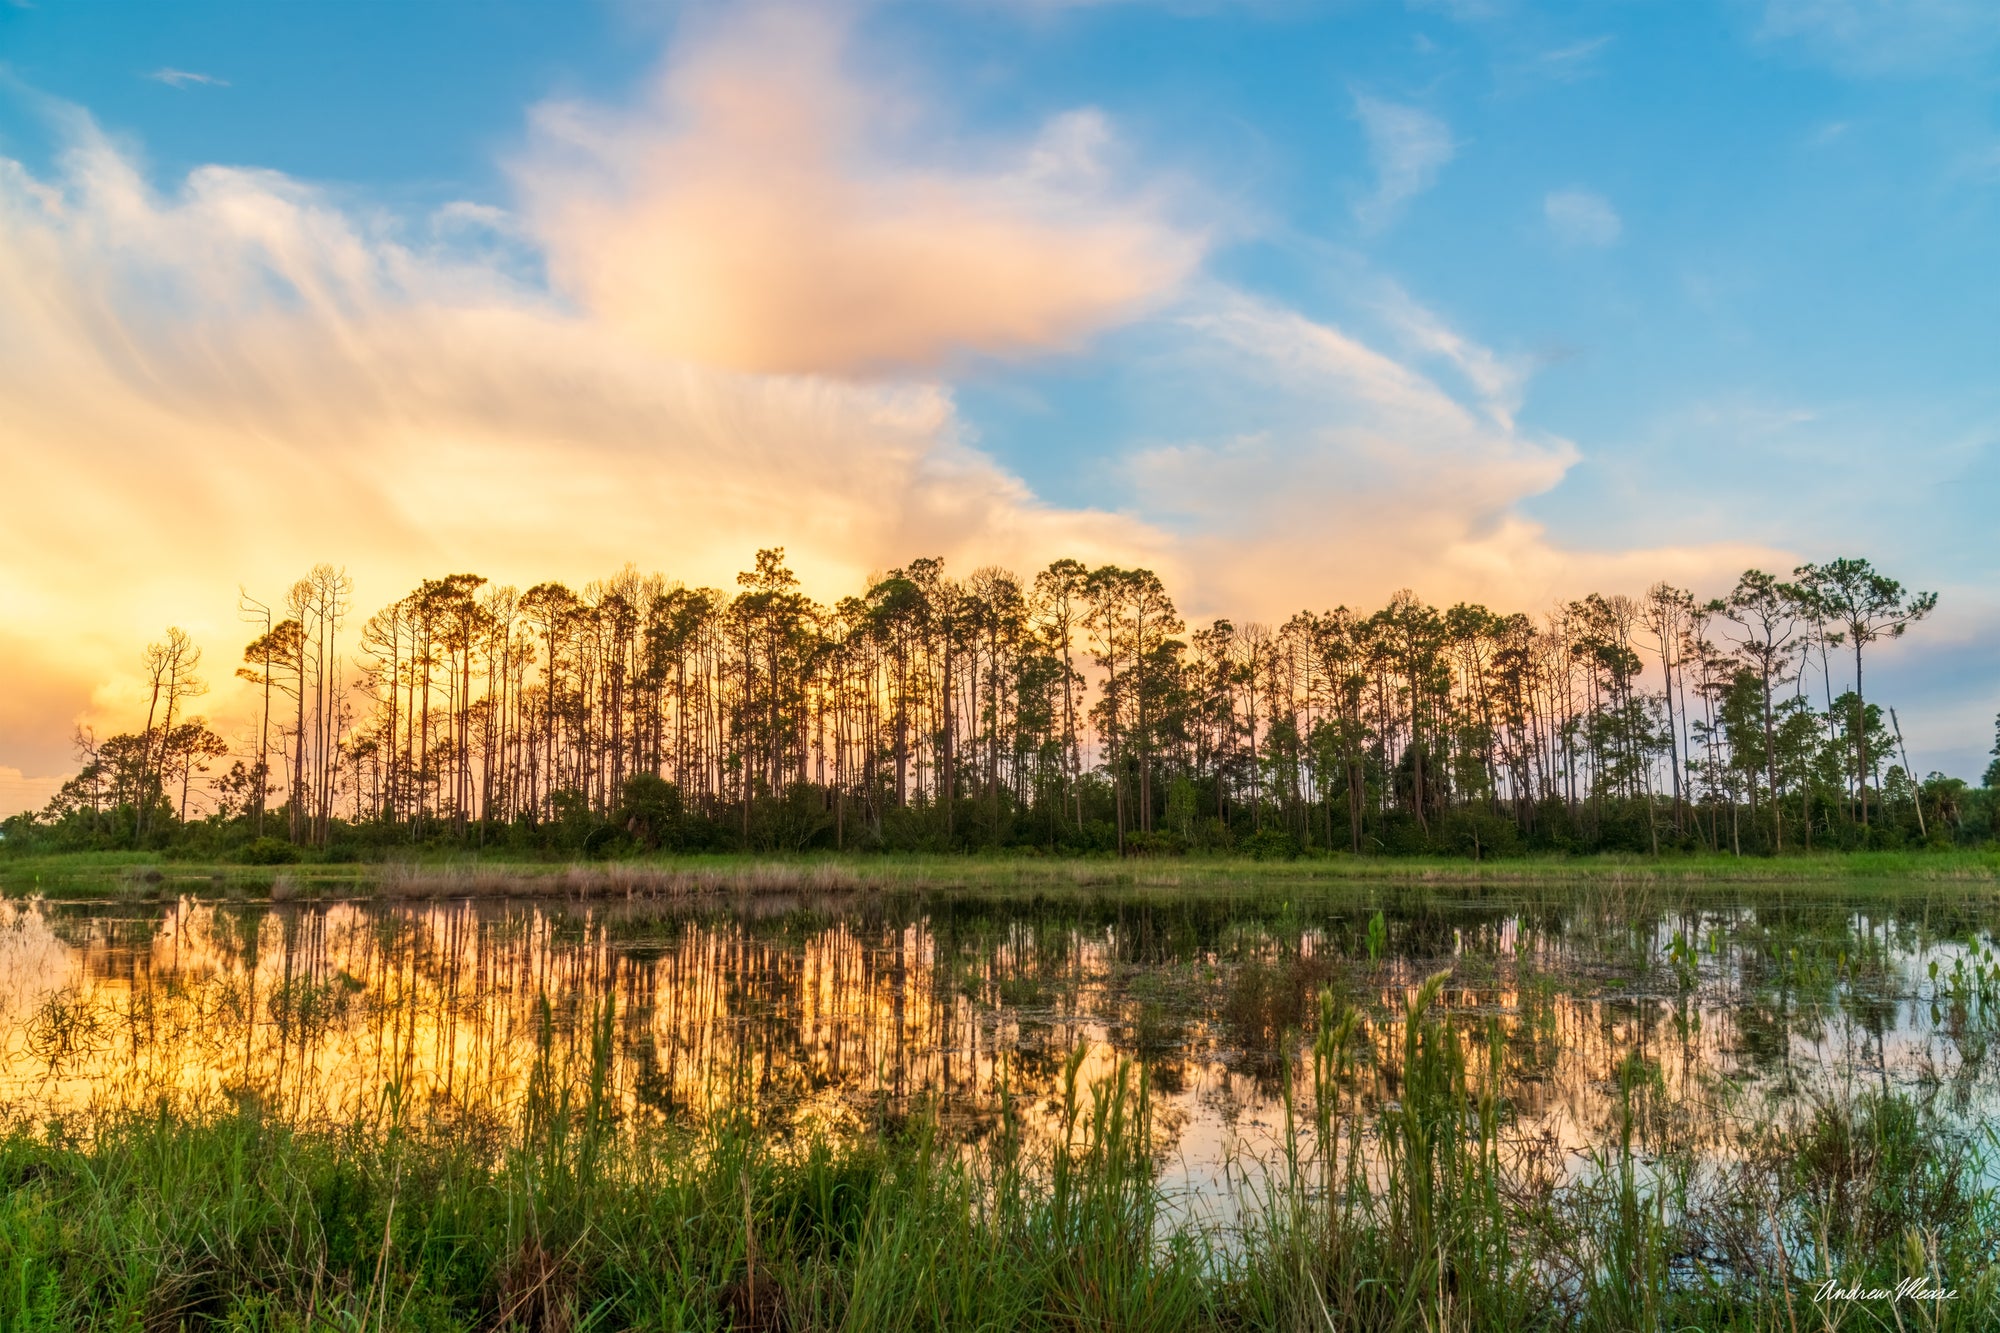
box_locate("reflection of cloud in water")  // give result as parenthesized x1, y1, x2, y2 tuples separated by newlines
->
(0, 901, 79, 1020)
(0, 895, 1993, 1213)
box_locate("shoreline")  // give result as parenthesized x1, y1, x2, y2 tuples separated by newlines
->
(5, 848, 1998, 903)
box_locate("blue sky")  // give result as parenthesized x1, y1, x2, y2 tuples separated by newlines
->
(0, 0, 1996, 802)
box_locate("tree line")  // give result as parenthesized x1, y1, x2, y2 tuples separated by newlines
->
(11, 548, 1994, 859)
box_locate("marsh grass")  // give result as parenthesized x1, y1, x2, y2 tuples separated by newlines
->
(7, 849, 2000, 905)
(1221, 950, 1337, 1054)
(376, 861, 869, 901)
(0, 1008, 1220, 1333)
(3, 967, 1995, 1332)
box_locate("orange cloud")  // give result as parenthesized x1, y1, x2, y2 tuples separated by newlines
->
(0, 116, 1175, 800)
(516, 4, 1202, 374)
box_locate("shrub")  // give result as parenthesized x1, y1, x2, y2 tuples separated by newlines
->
(1242, 827, 1302, 861)
(236, 836, 301, 865)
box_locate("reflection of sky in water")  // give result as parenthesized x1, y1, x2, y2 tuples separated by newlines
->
(2, 891, 1996, 1217)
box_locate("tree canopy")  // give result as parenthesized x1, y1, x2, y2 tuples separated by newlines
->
(9, 550, 1986, 858)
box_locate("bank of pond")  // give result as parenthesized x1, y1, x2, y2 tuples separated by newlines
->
(6, 848, 2000, 905)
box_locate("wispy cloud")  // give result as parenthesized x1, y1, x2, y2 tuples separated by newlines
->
(1351, 94, 1454, 231)
(1535, 35, 1613, 80)
(1128, 287, 1776, 615)
(147, 68, 228, 89)
(1372, 282, 1532, 429)
(1544, 187, 1621, 247)
(1958, 142, 2000, 185)
(1757, 0, 2000, 75)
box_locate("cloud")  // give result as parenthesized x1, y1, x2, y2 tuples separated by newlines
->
(1371, 280, 1532, 428)
(1119, 288, 1781, 617)
(1959, 143, 2000, 186)
(514, 5, 1202, 375)
(0, 768, 67, 820)
(1534, 35, 1613, 80)
(1351, 95, 1453, 232)
(0, 109, 1174, 801)
(1544, 187, 1621, 246)
(1871, 593, 2000, 781)
(147, 69, 228, 89)
(1755, 0, 2000, 74)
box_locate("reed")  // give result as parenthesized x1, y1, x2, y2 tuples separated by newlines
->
(2, 973, 1992, 1331)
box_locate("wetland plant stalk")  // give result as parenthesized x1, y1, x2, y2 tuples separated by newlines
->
(1, 990, 1997, 1329)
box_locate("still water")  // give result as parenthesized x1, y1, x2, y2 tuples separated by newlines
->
(2, 882, 1996, 1217)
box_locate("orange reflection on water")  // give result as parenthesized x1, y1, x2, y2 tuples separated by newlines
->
(1, 892, 1981, 1214)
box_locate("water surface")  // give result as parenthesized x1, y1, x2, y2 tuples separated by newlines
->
(4, 881, 1996, 1219)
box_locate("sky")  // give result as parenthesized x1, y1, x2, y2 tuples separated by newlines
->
(1, 0, 1996, 815)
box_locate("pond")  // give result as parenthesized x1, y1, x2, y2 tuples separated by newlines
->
(4, 878, 1996, 1231)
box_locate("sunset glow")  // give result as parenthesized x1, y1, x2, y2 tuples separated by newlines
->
(2, 0, 1995, 814)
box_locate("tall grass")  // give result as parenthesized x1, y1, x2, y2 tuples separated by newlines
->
(3, 973, 1992, 1331)
(7, 847, 2000, 904)
(1236, 974, 1531, 1331)
(377, 861, 868, 901)
(0, 1032, 1214, 1330)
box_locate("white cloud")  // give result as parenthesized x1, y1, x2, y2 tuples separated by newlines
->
(1121, 287, 1780, 616)
(1756, 0, 2000, 74)
(0, 1, 1212, 785)
(1352, 94, 1455, 231)
(1372, 280, 1532, 428)
(0, 95, 1772, 797)
(1544, 187, 1621, 246)
(147, 69, 228, 89)
(1535, 35, 1613, 80)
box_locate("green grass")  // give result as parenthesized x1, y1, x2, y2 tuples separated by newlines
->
(1, 987, 1993, 1332)
(5, 847, 1998, 903)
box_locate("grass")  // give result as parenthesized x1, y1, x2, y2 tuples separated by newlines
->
(5, 847, 1999, 904)
(1, 980, 1994, 1332)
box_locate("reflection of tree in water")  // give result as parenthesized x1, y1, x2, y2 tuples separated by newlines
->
(1, 889, 1996, 1196)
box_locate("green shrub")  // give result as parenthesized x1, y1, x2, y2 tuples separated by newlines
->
(1241, 827, 1302, 861)
(235, 836, 300, 866)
